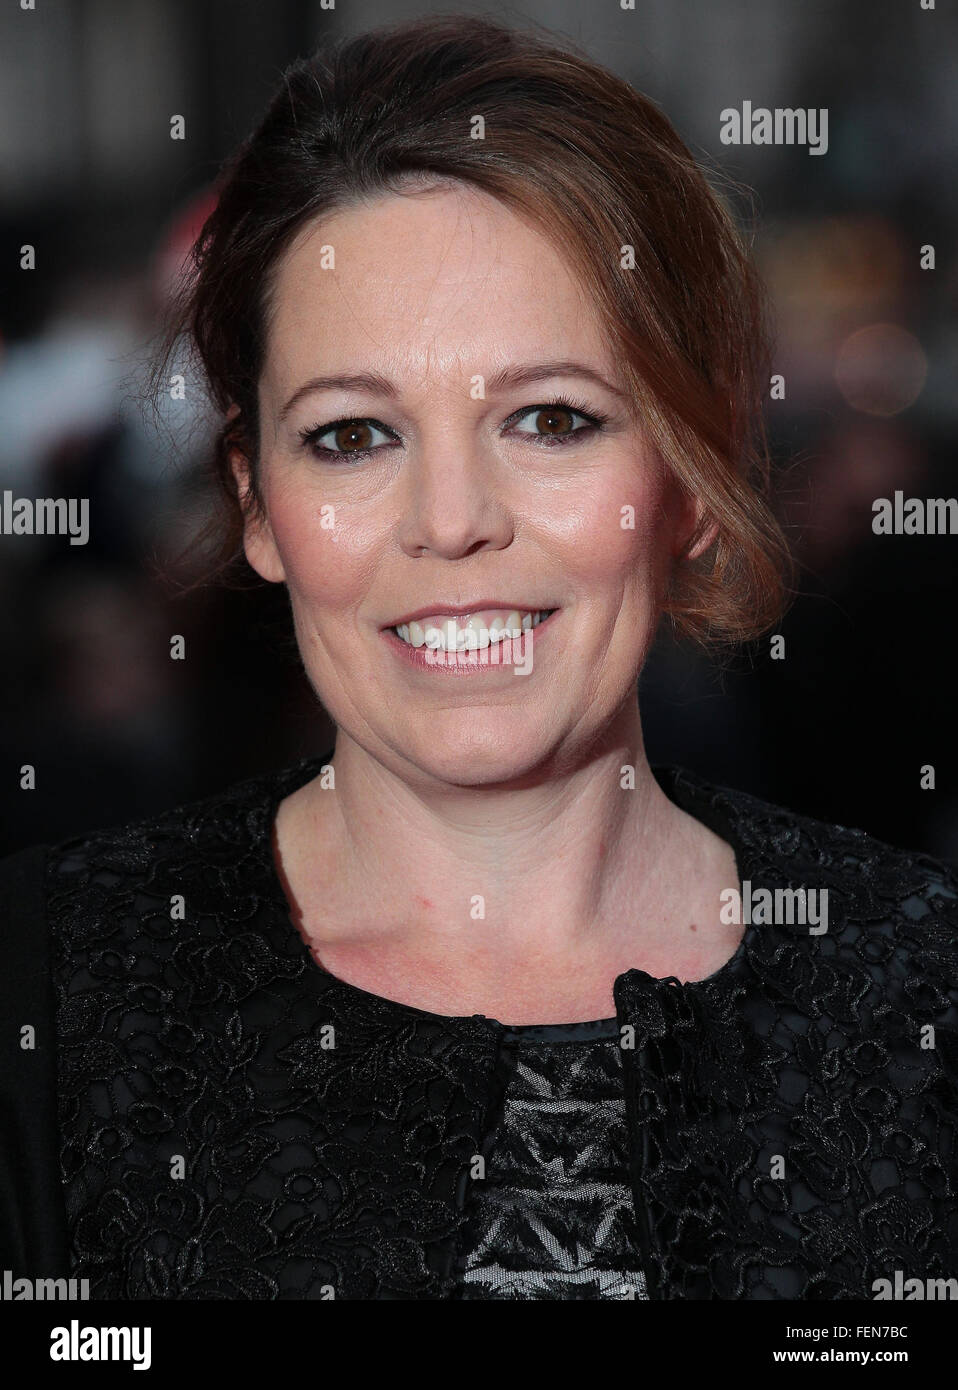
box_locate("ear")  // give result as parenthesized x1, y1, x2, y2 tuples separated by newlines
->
(226, 406, 286, 584)
(671, 482, 719, 562)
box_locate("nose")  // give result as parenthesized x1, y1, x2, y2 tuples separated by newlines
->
(395, 428, 515, 560)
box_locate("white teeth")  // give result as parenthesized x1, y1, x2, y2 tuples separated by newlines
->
(394, 609, 553, 651)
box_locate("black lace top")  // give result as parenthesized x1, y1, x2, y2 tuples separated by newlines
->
(1, 751, 957, 1300)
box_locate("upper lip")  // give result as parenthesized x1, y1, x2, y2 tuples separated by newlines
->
(385, 601, 557, 629)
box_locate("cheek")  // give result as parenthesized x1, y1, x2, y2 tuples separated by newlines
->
(544, 463, 673, 600)
(265, 484, 384, 611)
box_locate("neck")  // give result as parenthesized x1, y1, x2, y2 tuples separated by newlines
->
(280, 703, 725, 966)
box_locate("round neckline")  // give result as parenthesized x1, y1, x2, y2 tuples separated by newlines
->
(260, 750, 762, 1030)
(498, 1016, 619, 1044)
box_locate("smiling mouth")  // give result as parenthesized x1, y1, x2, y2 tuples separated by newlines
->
(391, 609, 556, 652)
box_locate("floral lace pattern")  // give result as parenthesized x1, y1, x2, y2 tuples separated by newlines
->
(46, 753, 958, 1298)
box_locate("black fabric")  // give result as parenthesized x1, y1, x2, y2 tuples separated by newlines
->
(0, 751, 957, 1299)
(0, 842, 70, 1276)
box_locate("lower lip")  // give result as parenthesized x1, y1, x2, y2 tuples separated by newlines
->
(381, 610, 560, 676)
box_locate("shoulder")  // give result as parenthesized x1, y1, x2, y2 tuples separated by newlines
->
(660, 764, 958, 990)
(0, 755, 325, 956)
(664, 762, 958, 896)
(48, 754, 322, 870)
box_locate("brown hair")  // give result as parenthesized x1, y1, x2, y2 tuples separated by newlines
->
(152, 11, 794, 647)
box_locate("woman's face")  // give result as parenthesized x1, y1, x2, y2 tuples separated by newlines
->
(240, 182, 696, 787)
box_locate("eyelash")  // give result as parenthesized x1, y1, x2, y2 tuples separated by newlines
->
(296, 395, 610, 464)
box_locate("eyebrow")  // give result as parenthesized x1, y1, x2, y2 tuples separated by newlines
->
(277, 360, 630, 423)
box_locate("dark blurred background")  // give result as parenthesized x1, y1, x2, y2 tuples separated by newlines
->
(1, 0, 956, 864)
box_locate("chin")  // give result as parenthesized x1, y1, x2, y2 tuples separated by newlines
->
(392, 723, 558, 789)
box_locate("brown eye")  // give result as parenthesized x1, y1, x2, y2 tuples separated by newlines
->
(510, 402, 600, 442)
(299, 417, 395, 461)
(535, 406, 575, 436)
(335, 421, 375, 451)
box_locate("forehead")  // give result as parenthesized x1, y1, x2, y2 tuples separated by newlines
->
(260, 183, 615, 401)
